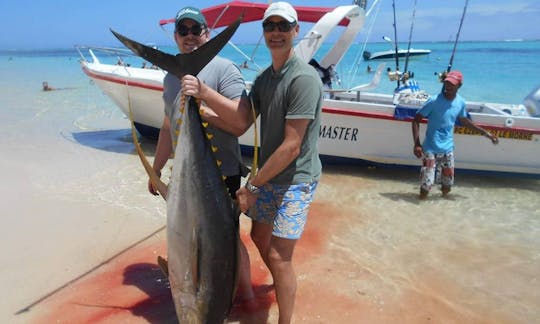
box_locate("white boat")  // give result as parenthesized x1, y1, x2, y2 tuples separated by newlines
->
(77, 1, 540, 176)
(362, 48, 431, 60)
(362, 0, 431, 62)
(363, 35, 431, 60)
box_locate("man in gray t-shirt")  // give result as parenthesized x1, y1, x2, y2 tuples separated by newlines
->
(162, 56, 244, 181)
(149, 6, 254, 302)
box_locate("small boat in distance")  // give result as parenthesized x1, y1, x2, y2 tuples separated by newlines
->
(363, 48, 431, 60)
(363, 36, 431, 60)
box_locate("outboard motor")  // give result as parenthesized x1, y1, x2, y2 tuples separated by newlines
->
(523, 84, 540, 117)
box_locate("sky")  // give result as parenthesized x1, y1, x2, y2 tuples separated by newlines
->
(0, 0, 539, 50)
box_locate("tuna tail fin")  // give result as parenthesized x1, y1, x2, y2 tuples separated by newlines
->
(110, 15, 242, 79)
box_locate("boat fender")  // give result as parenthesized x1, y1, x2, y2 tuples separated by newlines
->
(505, 117, 514, 128)
(523, 84, 540, 117)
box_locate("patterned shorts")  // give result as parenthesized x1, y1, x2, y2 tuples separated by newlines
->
(420, 152, 454, 191)
(248, 181, 318, 239)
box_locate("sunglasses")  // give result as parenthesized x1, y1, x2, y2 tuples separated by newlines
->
(176, 24, 205, 37)
(262, 20, 296, 33)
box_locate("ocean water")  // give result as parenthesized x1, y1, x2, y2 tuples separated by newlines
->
(153, 40, 540, 104)
(1, 40, 539, 323)
(18, 40, 539, 104)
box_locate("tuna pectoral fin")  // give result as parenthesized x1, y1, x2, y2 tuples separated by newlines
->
(127, 99, 168, 199)
(110, 15, 242, 79)
(130, 122, 168, 199)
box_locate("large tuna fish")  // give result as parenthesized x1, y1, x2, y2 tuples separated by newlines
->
(111, 17, 242, 323)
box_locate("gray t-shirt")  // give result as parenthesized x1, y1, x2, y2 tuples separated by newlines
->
(163, 56, 244, 177)
(250, 55, 323, 184)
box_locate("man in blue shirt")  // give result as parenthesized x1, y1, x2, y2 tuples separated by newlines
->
(412, 71, 498, 199)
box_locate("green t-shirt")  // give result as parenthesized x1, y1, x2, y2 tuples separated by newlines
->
(250, 55, 323, 184)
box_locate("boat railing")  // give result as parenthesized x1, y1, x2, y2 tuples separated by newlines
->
(75, 45, 166, 73)
(331, 91, 395, 106)
(75, 45, 137, 62)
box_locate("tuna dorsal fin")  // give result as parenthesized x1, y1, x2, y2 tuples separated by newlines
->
(110, 15, 242, 79)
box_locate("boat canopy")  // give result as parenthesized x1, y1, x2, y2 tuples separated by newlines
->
(159, 1, 351, 29)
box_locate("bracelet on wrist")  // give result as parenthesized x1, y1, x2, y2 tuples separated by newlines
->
(245, 181, 260, 194)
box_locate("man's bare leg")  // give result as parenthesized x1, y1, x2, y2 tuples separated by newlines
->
(268, 236, 298, 324)
(236, 239, 255, 300)
(250, 221, 274, 269)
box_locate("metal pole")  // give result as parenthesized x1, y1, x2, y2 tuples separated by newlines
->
(403, 0, 418, 75)
(447, 0, 469, 72)
(391, 0, 400, 88)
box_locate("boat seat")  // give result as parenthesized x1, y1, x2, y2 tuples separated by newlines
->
(348, 63, 386, 92)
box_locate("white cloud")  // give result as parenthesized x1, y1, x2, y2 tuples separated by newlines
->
(468, 2, 539, 16)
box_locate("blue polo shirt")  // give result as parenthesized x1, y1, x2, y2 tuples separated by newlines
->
(418, 93, 467, 154)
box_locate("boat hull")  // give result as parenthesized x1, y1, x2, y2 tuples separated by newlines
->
(80, 61, 540, 176)
(82, 62, 164, 138)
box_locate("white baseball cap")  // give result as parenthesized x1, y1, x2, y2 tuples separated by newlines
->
(263, 2, 298, 23)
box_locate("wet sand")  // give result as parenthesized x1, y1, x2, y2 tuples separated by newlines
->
(3, 144, 539, 323)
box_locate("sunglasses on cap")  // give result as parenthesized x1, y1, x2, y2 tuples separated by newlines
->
(262, 20, 296, 33)
(176, 24, 205, 37)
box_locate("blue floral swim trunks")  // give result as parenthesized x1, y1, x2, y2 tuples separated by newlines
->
(248, 181, 318, 239)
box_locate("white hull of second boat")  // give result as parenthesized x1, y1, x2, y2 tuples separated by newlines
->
(363, 48, 431, 60)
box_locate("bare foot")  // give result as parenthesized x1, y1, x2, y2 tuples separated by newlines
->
(419, 188, 429, 200)
(441, 186, 451, 197)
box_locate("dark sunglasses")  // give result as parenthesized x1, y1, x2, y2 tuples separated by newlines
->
(262, 20, 296, 33)
(176, 24, 205, 37)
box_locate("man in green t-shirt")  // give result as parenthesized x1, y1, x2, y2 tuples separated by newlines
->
(180, 2, 322, 322)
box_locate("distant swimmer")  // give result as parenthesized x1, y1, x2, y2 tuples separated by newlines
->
(42, 81, 75, 91)
(42, 81, 55, 91)
(239, 60, 258, 72)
